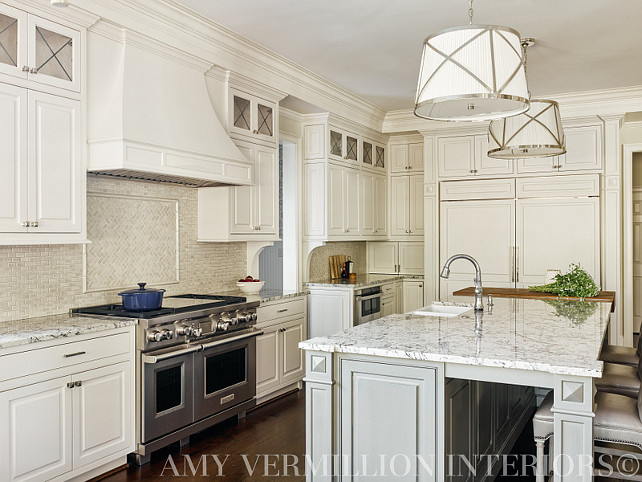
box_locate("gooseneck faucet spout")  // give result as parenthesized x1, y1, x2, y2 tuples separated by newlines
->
(440, 254, 484, 311)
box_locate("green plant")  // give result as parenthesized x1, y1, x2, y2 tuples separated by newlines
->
(529, 263, 600, 300)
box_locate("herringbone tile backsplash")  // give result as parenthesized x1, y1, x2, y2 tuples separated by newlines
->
(0, 177, 247, 322)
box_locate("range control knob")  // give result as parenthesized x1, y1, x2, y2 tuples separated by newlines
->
(192, 327, 203, 337)
(250, 312, 258, 322)
(216, 320, 230, 332)
(147, 331, 163, 342)
(176, 325, 193, 337)
(236, 313, 249, 324)
(161, 329, 173, 340)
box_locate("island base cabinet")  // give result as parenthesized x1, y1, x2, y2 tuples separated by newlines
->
(340, 359, 439, 481)
(445, 379, 473, 482)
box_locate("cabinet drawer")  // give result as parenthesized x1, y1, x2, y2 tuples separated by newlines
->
(382, 283, 395, 296)
(257, 297, 306, 325)
(440, 179, 515, 201)
(516, 174, 599, 198)
(0, 332, 130, 383)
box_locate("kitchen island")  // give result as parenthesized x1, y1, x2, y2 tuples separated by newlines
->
(300, 296, 612, 481)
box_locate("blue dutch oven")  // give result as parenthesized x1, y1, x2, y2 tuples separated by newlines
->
(119, 283, 166, 311)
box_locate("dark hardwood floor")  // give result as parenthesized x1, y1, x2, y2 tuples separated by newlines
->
(103, 390, 306, 481)
(103, 388, 540, 481)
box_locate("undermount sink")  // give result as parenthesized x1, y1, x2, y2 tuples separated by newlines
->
(410, 304, 472, 318)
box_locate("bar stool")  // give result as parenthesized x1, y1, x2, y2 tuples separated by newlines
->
(533, 390, 642, 481)
(595, 359, 640, 399)
(600, 336, 641, 368)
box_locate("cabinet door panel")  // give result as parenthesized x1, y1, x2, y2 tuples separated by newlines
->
(495, 384, 511, 445)
(73, 362, 132, 469)
(256, 326, 280, 395)
(381, 297, 395, 317)
(440, 200, 516, 283)
(0, 376, 73, 481)
(281, 317, 305, 385)
(303, 162, 325, 237)
(304, 124, 325, 159)
(374, 175, 387, 235)
(409, 174, 424, 236)
(255, 146, 277, 233)
(516, 198, 600, 286)
(402, 280, 424, 312)
(360, 173, 374, 234)
(328, 165, 345, 236)
(29, 91, 82, 233)
(368, 241, 397, 274)
(231, 185, 254, 233)
(390, 176, 409, 236)
(390, 144, 408, 173)
(341, 360, 437, 482)
(0, 4, 28, 80)
(476, 381, 494, 460)
(0, 84, 28, 233)
(475, 135, 514, 176)
(559, 125, 602, 171)
(445, 379, 473, 482)
(344, 168, 360, 234)
(516, 156, 557, 174)
(408, 143, 424, 171)
(438, 136, 474, 178)
(399, 242, 424, 275)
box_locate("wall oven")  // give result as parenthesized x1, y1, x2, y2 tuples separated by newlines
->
(354, 286, 382, 325)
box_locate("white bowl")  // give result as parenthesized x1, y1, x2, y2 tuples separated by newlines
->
(237, 281, 264, 294)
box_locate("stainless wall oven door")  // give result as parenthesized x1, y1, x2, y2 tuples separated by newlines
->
(193, 330, 259, 421)
(141, 344, 199, 443)
(354, 286, 382, 325)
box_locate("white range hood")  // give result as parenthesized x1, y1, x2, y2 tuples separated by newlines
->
(87, 24, 252, 187)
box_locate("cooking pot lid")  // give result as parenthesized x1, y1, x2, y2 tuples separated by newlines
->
(118, 282, 166, 295)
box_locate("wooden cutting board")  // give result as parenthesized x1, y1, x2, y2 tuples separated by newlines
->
(329, 255, 346, 279)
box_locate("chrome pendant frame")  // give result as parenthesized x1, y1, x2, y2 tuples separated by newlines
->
(487, 99, 566, 159)
(414, 24, 530, 122)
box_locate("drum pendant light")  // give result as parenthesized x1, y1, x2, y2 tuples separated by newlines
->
(414, 0, 530, 122)
(487, 39, 566, 159)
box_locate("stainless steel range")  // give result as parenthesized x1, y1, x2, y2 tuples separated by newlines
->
(72, 294, 261, 465)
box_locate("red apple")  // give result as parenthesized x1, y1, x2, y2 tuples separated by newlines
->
(245, 275, 253, 281)
(238, 279, 245, 282)
(253, 279, 261, 282)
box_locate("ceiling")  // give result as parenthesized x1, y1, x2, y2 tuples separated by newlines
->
(176, 0, 642, 112)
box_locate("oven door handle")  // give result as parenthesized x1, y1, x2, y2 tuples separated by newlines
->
(199, 330, 263, 351)
(355, 294, 381, 302)
(142, 345, 202, 364)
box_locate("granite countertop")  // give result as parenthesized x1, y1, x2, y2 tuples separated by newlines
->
(305, 274, 424, 289)
(300, 296, 611, 378)
(0, 313, 137, 350)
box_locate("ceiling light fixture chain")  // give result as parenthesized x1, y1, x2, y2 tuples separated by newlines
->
(468, 0, 474, 25)
(521, 37, 535, 99)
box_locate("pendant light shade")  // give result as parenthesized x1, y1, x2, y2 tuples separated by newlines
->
(414, 25, 530, 121)
(487, 99, 565, 159)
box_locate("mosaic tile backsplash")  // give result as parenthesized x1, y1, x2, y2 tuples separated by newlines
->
(308, 241, 367, 282)
(0, 176, 247, 322)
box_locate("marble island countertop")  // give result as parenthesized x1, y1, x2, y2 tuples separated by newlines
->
(305, 274, 423, 289)
(300, 296, 612, 378)
(219, 288, 308, 303)
(0, 313, 137, 350)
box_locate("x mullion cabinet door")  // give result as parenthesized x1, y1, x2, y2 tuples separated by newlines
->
(0, 3, 28, 80)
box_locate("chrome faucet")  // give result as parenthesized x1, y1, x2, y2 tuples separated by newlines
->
(440, 254, 484, 311)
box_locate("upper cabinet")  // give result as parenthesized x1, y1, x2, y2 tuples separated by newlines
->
(0, 4, 81, 93)
(390, 142, 423, 173)
(390, 174, 423, 239)
(229, 89, 277, 146)
(438, 135, 513, 178)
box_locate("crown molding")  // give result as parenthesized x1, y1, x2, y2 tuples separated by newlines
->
(279, 108, 304, 125)
(383, 86, 642, 134)
(71, 0, 386, 131)
(227, 71, 288, 103)
(9, 0, 100, 28)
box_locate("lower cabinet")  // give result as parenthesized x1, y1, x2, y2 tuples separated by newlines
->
(402, 279, 424, 312)
(256, 297, 306, 401)
(445, 380, 534, 481)
(0, 328, 135, 482)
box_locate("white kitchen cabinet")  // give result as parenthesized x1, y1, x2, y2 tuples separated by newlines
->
(438, 135, 513, 178)
(360, 172, 387, 237)
(255, 296, 307, 402)
(402, 279, 424, 312)
(381, 282, 396, 317)
(0, 4, 81, 93)
(327, 163, 359, 236)
(229, 89, 277, 145)
(361, 138, 386, 172)
(516, 124, 603, 174)
(390, 173, 423, 238)
(230, 141, 278, 236)
(328, 126, 360, 164)
(390, 142, 423, 173)
(368, 241, 424, 275)
(516, 197, 600, 286)
(0, 84, 84, 243)
(307, 287, 352, 338)
(0, 328, 134, 482)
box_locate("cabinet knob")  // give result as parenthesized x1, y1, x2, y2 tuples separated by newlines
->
(30, 68, 37, 74)
(22, 221, 29, 227)
(252, 129, 259, 134)
(22, 66, 29, 72)
(30, 221, 39, 228)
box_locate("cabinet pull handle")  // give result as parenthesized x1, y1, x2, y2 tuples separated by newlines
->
(516, 246, 520, 283)
(511, 247, 516, 283)
(64, 351, 86, 358)
(74, 381, 82, 387)
(67, 382, 75, 389)
(276, 309, 288, 313)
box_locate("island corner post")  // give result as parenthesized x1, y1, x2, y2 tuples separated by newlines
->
(301, 296, 610, 481)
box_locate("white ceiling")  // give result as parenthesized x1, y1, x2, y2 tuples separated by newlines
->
(176, 0, 642, 112)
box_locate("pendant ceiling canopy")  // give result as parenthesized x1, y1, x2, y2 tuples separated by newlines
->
(488, 99, 566, 158)
(414, 23, 530, 122)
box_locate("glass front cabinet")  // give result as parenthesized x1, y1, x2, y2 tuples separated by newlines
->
(328, 126, 361, 163)
(0, 4, 80, 92)
(230, 89, 277, 144)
